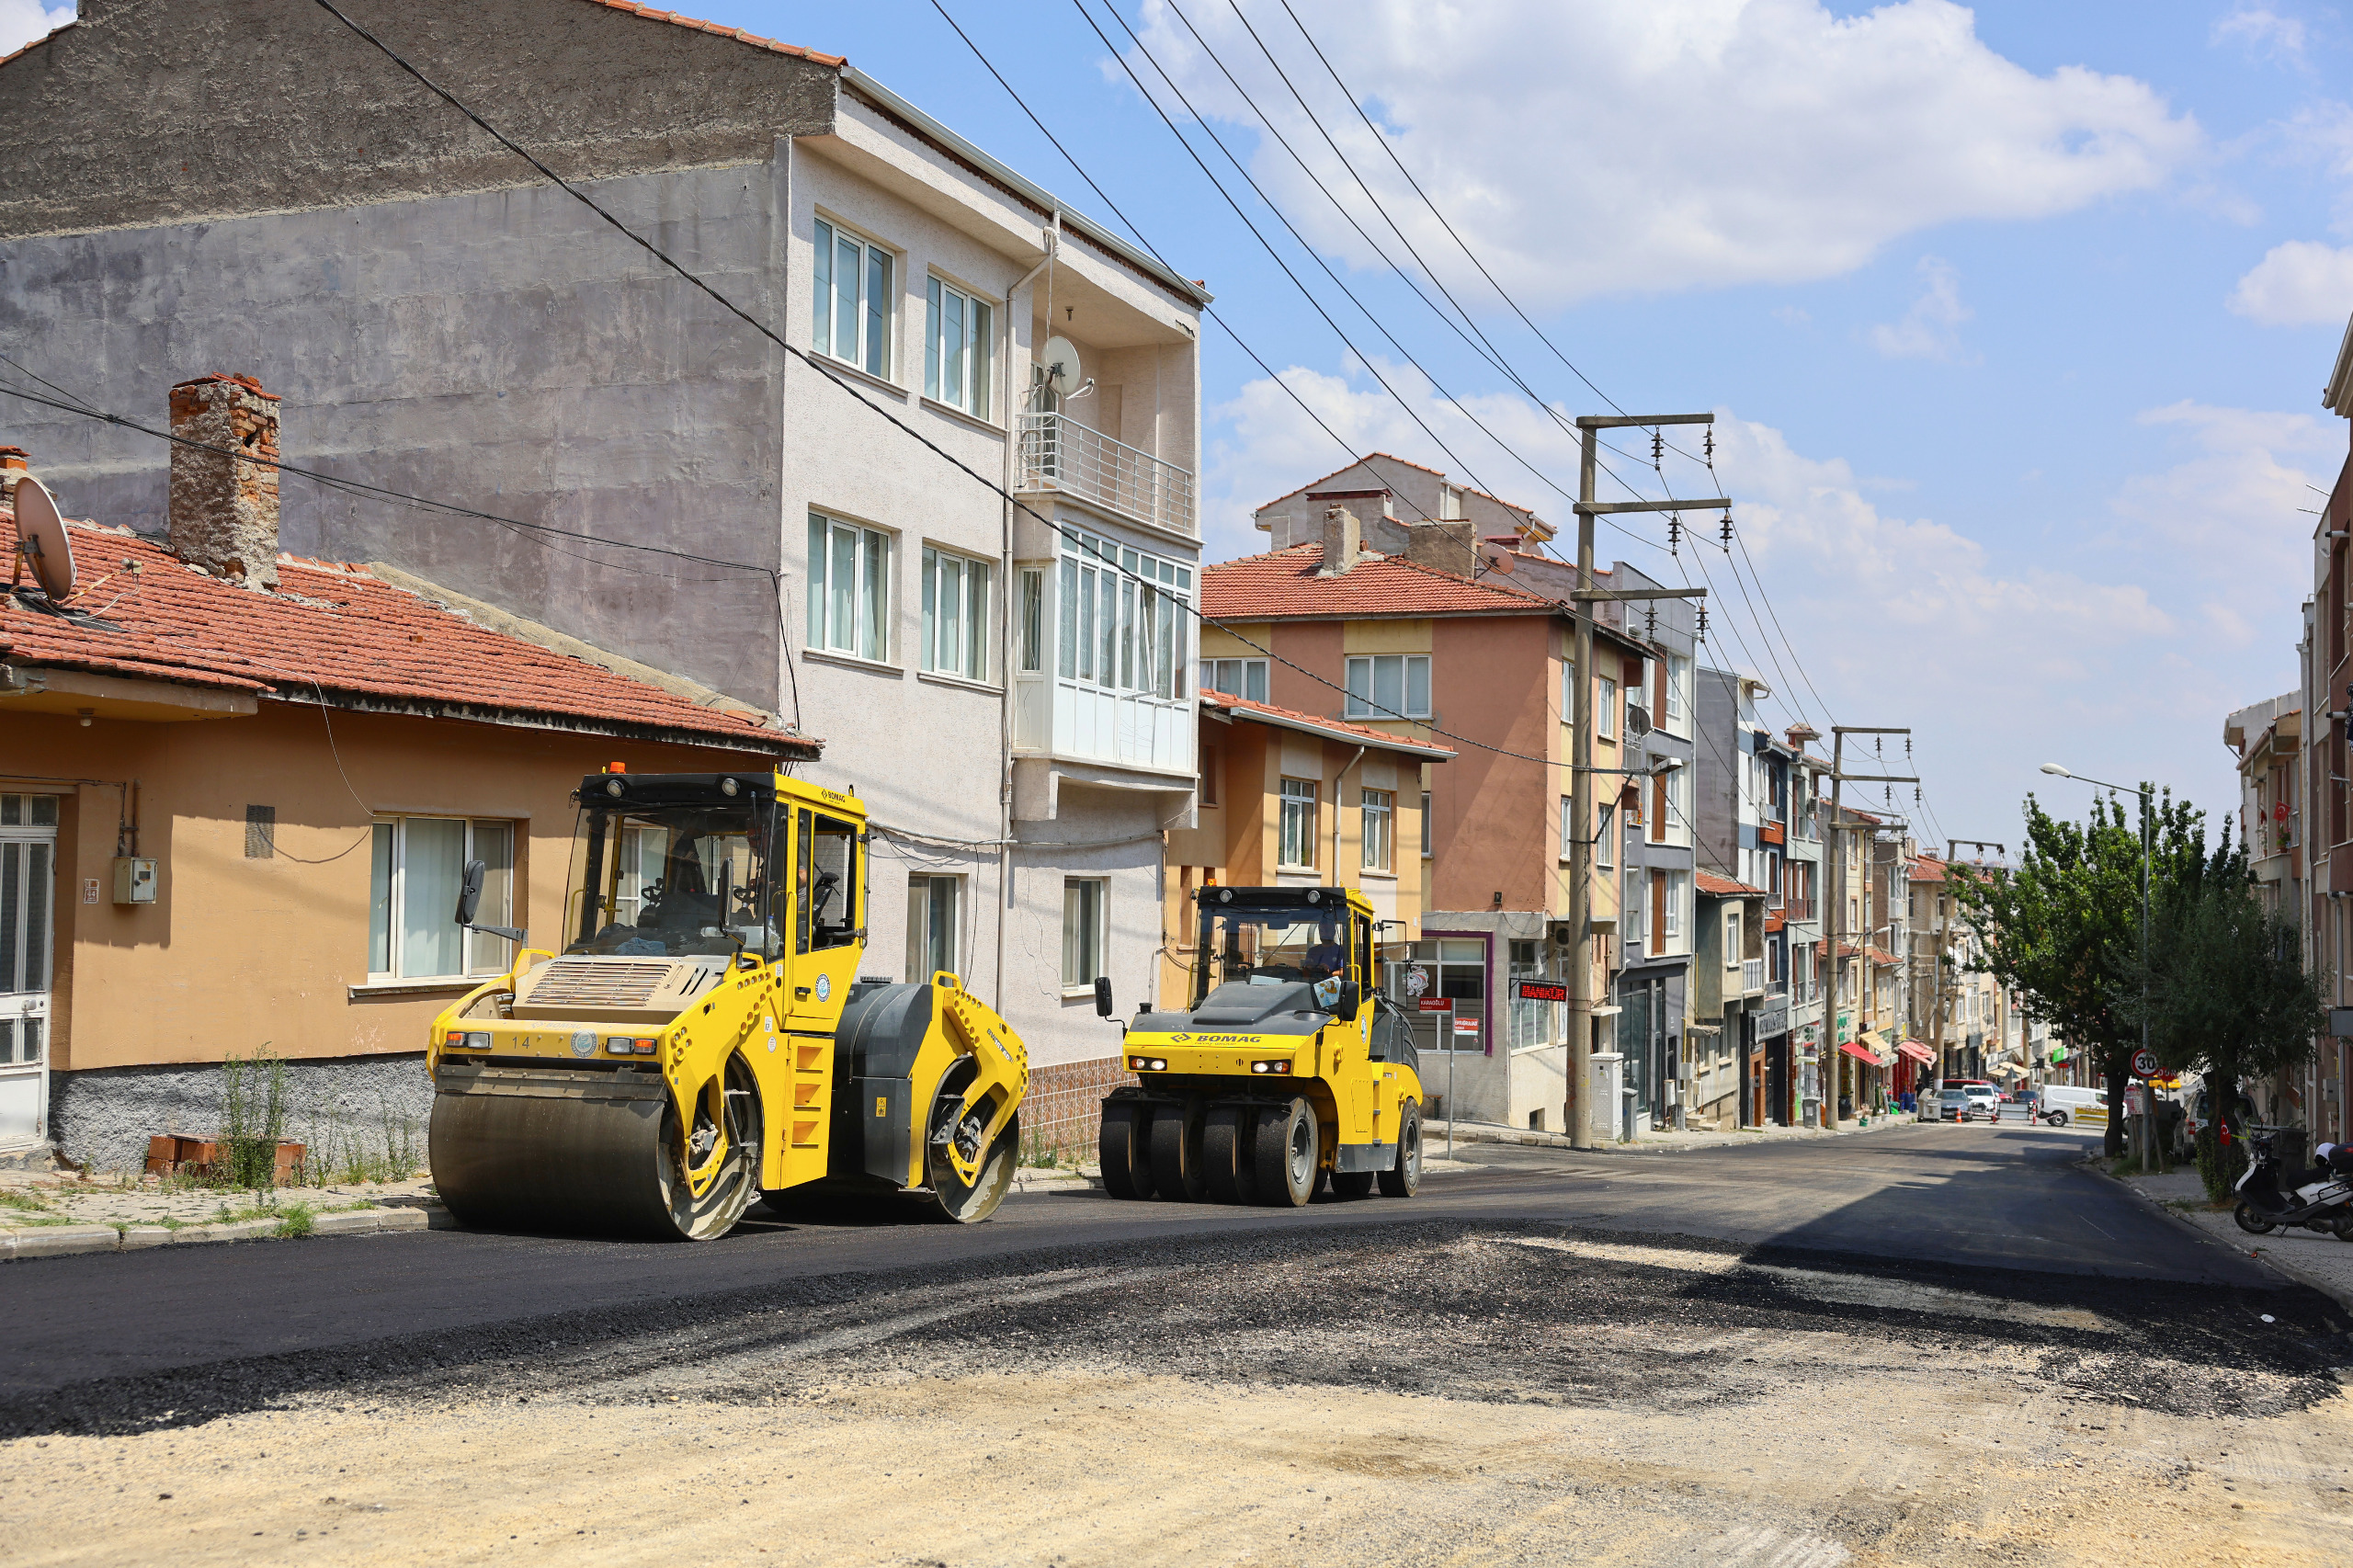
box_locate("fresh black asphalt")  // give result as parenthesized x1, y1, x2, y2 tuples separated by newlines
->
(0, 1119, 2323, 1435)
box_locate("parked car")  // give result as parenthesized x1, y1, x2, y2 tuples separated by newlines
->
(2039, 1084, 2107, 1128)
(1937, 1086, 1972, 1121)
(1961, 1084, 2003, 1122)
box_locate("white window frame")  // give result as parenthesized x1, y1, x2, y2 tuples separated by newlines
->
(369, 815, 516, 982)
(1361, 788, 1394, 873)
(1061, 877, 1108, 993)
(1666, 653, 1690, 733)
(808, 512, 893, 664)
(1725, 908, 1742, 969)
(1279, 778, 1319, 870)
(1597, 675, 1618, 740)
(1597, 801, 1615, 869)
(1018, 568, 1046, 673)
(1206, 657, 1269, 704)
(1421, 790, 1433, 858)
(907, 872, 962, 982)
(1057, 530, 1192, 699)
(1664, 870, 1688, 948)
(1344, 653, 1431, 721)
(919, 544, 994, 684)
(923, 274, 994, 417)
(1559, 795, 1574, 864)
(813, 217, 893, 380)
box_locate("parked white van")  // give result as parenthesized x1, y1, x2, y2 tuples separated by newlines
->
(2039, 1085, 2109, 1128)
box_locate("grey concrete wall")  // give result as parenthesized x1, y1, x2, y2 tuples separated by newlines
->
(0, 0, 835, 238)
(50, 1053, 432, 1176)
(1, 161, 795, 706)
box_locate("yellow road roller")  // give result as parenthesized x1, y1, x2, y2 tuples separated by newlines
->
(426, 768, 1028, 1240)
(1097, 884, 1423, 1207)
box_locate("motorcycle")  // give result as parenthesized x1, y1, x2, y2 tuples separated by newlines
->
(2234, 1128, 2353, 1240)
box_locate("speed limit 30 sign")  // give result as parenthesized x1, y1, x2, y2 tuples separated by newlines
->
(2131, 1048, 2159, 1078)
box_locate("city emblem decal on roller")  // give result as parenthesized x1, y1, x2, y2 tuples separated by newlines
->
(815, 973, 831, 1003)
(570, 1031, 596, 1058)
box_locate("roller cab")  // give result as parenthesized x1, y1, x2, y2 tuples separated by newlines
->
(426, 769, 1027, 1240)
(1098, 886, 1425, 1207)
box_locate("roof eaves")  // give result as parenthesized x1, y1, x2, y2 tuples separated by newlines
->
(581, 2, 844, 65)
(1201, 689, 1457, 759)
(839, 66, 1211, 310)
(0, 17, 68, 73)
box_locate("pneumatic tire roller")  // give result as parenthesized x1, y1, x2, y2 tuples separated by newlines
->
(426, 769, 1028, 1241)
(1096, 885, 1424, 1209)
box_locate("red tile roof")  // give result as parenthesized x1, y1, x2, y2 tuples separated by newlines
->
(1201, 542, 1552, 620)
(1199, 688, 1456, 759)
(1695, 871, 1765, 896)
(1910, 857, 1948, 882)
(1, 510, 810, 756)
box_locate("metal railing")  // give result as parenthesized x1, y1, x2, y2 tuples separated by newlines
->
(1019, 412, 1197, 536)
(1742, 958, 1765, 994)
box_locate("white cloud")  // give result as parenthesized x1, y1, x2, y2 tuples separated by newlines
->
(2211, 4, 2307, 62)
(2228, 238, 2353, 324)
(2108, 400, 2338, 623)
(1125, 0, 2200, 304)
(1870, 256, 1972, 360)
(0, 1, 71, 56)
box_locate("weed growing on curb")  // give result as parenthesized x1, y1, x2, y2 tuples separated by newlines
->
(220, 1046, 290, 1190)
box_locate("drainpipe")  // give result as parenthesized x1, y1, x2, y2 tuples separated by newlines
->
(995, 218, 1057, 1014)
(1332, 744, 1366, 881)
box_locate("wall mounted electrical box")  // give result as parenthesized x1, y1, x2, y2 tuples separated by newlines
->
(112, 857, 156, 904)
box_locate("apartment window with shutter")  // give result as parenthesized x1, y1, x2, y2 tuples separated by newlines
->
(1018, 569, 1045, 673)
(923, 276, 994, 416)
(919, 545, 993, 683)
(1597, 802, 1615, 868)
(906, 874, 961, 981)
(1559, 795, 1574, 863)
(812, 219, 892, 379)
(1597, 676, 1618, 739)
(1666, 653, 1689, 730)
(1344, 654, 1431, 720)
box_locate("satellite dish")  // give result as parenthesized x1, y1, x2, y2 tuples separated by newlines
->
(10, 474, 74, 600)
(1476, 540, 1517, 575)
(1039, 335, 1084, 398)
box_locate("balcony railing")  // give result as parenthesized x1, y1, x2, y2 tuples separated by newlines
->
(1020, 412, 1197, 537)
(1742, 958, 1765, 994)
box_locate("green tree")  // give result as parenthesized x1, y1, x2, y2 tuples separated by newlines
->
(1949, 788, 2206, 1156)
(2132, 828, 2325, 1176)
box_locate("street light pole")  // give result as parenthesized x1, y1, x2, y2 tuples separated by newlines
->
(2040, 764, 2154, 1172)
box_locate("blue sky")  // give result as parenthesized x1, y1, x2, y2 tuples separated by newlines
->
(10, 0, 2351, 852)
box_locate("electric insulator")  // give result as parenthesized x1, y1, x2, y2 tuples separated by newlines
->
(1651, 430, 1664, 464)
(1720, 512, 1734, 547)
(1667, 515, 1682, 554)
(1704, 429, 1715, 461)
(1695, 606, 1709, 642)
(1644, 605, 1657, 638)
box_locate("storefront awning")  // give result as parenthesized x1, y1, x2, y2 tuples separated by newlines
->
(1896, 1040, 1937, 1064)
(1838, 1040, 1883, 1065)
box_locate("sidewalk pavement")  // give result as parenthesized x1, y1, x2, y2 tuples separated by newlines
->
(2112, 1163, 2353, 1310)
(1425, 1113, 1914, 1155)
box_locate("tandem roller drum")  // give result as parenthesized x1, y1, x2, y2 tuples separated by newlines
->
(430, 1060, 761, 1241)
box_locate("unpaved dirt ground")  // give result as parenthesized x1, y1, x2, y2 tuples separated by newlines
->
(6, 1221, 2351, 1566)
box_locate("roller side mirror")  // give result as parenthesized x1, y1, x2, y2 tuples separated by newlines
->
(454, 858, 529, 946)
(1093, 975, 1114, 1018)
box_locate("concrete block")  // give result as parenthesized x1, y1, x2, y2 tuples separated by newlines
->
(378, 1207, 429, 1232)
(311, 1209, 393, 1235)
(423, 1205, 461, 1231)
(119, 1226, 176, 1250)
(171, 1219, 280, 1246)
(10, 1224, 120, 1258)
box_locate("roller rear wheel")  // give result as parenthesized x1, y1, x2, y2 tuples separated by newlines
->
(1254, 1097, 1319, 1208)
(1202, 1104, 1260, 1204)
(1379, 1100, 1423, 1198)
(919, 1100, 1017, 1224)
(1150, 1099, 1208, 1201)
(1098, 1100, 1154, 1200)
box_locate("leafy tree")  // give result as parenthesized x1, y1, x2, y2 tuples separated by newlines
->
(1949, 788, 2206, 1156)
(2131, 827, 2325, 1180)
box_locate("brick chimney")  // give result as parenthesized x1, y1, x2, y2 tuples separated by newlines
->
(167, 374, 281, 591)
(0, 447, 26, 506)
(1403, 520, 1475, 575)
(1314, 503, 1361, 576)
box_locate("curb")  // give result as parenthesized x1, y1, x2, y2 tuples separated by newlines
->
(2089, 1158, 2353, 1311)
(1423, 1117, 1907, 1155)
(0, 1204, 428, 1262)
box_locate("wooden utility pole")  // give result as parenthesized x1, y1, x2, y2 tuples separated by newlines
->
(1564, 413, 1722, 1149)
(1818, 727, 1915, 1128)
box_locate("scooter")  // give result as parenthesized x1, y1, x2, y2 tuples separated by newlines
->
(2234, 1128, 2353, 1240)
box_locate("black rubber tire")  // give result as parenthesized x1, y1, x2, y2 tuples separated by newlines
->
(1201, 1104, 1260, 1205)
(1098, 1100, 1154, 1200)
(2234, 1200, 2278, 1235)
(1331, 1170, 1375, 1199)
(1379, 1100, 1423, 1198)
(1149, 1099, 1208, 1201)
(1254, 1097, 1319, 1208)
(2047, 1111, 2069, 1127)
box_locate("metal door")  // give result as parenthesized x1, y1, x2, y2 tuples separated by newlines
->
(0, 793, 58, 1150)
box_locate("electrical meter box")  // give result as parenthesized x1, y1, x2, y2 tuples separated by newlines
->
(112, 857, 156, 904)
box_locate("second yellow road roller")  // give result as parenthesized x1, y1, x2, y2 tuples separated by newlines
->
(1097, 884, 1425, 1206)
(425, 768, 1028, 1240)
